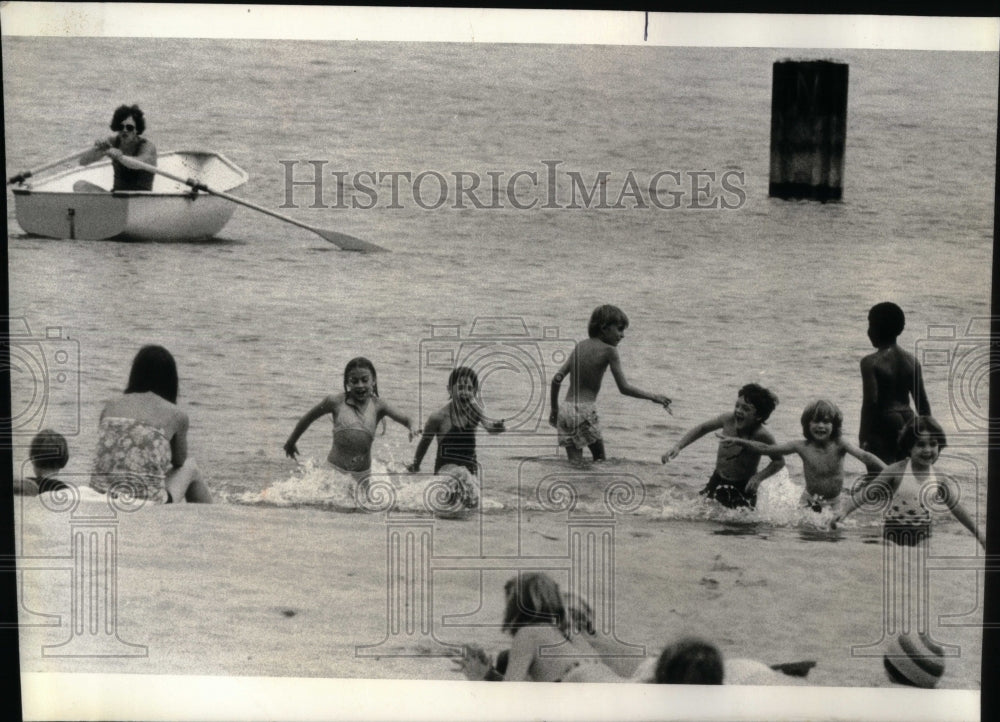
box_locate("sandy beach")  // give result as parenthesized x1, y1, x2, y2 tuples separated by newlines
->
(14, 490, 984, 719)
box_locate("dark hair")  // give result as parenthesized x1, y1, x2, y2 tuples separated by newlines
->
(653, 637, 724, 684)
(125, 345, 178, 403)
(447, 366, 479, 392)
(898, 415, 947, 455)
(343, 357, 379, 397)
(588, 305, 629, 338)
(800, 399, 843, 441)
(868, 302, 906, 345)
(738, 383, 778, 423)
(29, 429, 70, 469)
(501, 572, 569, 638)
(110, 104, 146, 134)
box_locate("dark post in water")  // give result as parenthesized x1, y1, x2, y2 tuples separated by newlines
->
(769, 60, 848, 202)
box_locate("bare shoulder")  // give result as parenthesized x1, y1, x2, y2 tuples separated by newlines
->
(751, 425, 777, 443)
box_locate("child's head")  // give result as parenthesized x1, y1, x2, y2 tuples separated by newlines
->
(867, 302, 906, 346)
(653, 637, 724, 684)
(29, 429, 69, 474)
(800, 399, 843, 441)
(447, 366, 480, 400)
(736, 383, 778, 424)
(501, 572, 569, 637)
(343, 357, 379, 397)
(125, 345, 178, 403)
(587, 304, 629, 338)
(898, 415, 947, 459)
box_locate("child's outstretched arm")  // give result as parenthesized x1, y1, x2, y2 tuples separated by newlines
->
(407, 411, 442, 472)
(830, 464, 900, 529)
(717, 434, 798, 458)
(840, 441, 887, 473)
(283, 397, 335, 459)
(662, 415, 726, 463)
(744, 431, 786, 494)
(378, 400, 419, 441)
(940, 478, 986, 549)
(607, 348, 672, 412)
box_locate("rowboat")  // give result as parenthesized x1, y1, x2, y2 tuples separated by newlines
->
(10, 150, 249, 241)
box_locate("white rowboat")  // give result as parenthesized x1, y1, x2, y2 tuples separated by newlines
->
(10, 150, 249, 241)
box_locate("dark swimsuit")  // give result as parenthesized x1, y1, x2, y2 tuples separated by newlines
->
(111, 137, 155, 191)
(434, 409, 478, 474)
(701, 470, 756, 509)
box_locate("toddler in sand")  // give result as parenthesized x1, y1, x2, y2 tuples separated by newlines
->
(550, 304, 672, 464)
(662, 383, 784, 509)
(720, 399, 886, 512)
(285, 357, 417, 494)
(15, 429, 71, 496)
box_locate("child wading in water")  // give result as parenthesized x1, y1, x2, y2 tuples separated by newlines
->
(859, 302, 931, 468)
(407, 366, 505, 511)
(550, 305, 672, 464)
(284, 357, 417, 497)
(662, 384, 784, 509)
(832, 415, 984, 546)
(720, 399, 886, 512)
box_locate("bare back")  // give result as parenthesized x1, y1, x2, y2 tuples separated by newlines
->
(559, 338, 615, 405)
(862, 345, 926, 413)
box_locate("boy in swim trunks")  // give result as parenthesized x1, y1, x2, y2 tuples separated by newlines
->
(549, 305, 672, 465)
(719, 399, 886, 513)
(859, 302, 930, 469)
(662, 384, 784, 509)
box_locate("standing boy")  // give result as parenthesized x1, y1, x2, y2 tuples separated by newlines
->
(549, 305, 672, 464)
(662, 384, 784, 509)
(859, 302, 930, 469)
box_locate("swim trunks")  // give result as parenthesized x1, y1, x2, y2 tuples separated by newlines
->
(801, 491, 840, 513)
(863, 407, 915, 464)
(90, 417, 172, 503)
(701, 470, 756, 509)
(556, 403, 602, 449)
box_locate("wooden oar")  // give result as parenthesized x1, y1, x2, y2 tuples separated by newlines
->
(7, 147, 90, 185)
(125, 156, 386, 252)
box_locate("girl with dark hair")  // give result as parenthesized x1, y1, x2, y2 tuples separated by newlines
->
(91, 345, 211, 503)
(284, 357, 417, 494)
(79, 103, 157, 191)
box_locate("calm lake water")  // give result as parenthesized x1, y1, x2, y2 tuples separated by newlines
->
(4, 37, 995, 688)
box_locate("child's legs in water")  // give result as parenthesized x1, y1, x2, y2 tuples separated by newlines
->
(565, 445, 585, 465)
(165, 459, 212, 503)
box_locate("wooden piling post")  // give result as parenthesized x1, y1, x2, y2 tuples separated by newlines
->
(769, 60, 848, 202)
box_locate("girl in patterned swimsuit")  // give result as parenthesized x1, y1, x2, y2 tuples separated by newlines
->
(407, 366, 505, 512)
(91, 345, 211, 504)
(284, 357, 417, 492)
(832, 416, 984, 548)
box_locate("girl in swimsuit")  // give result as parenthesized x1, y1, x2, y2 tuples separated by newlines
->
(406, 366, 504, 511)
(284, 357, 417, 487)
(452, 572, 617, 682)
(90, 345, 211, 504)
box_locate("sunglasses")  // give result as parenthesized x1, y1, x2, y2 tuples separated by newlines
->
(121, 123, 136, 132)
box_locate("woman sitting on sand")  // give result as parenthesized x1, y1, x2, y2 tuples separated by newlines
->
(90, 345, 211, 504)
(453, 572, 617, 682)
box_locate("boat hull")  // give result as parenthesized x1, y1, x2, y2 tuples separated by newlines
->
(10, 150, 248, 242)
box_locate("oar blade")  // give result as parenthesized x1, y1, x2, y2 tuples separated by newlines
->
(314, 227, 388, 252)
